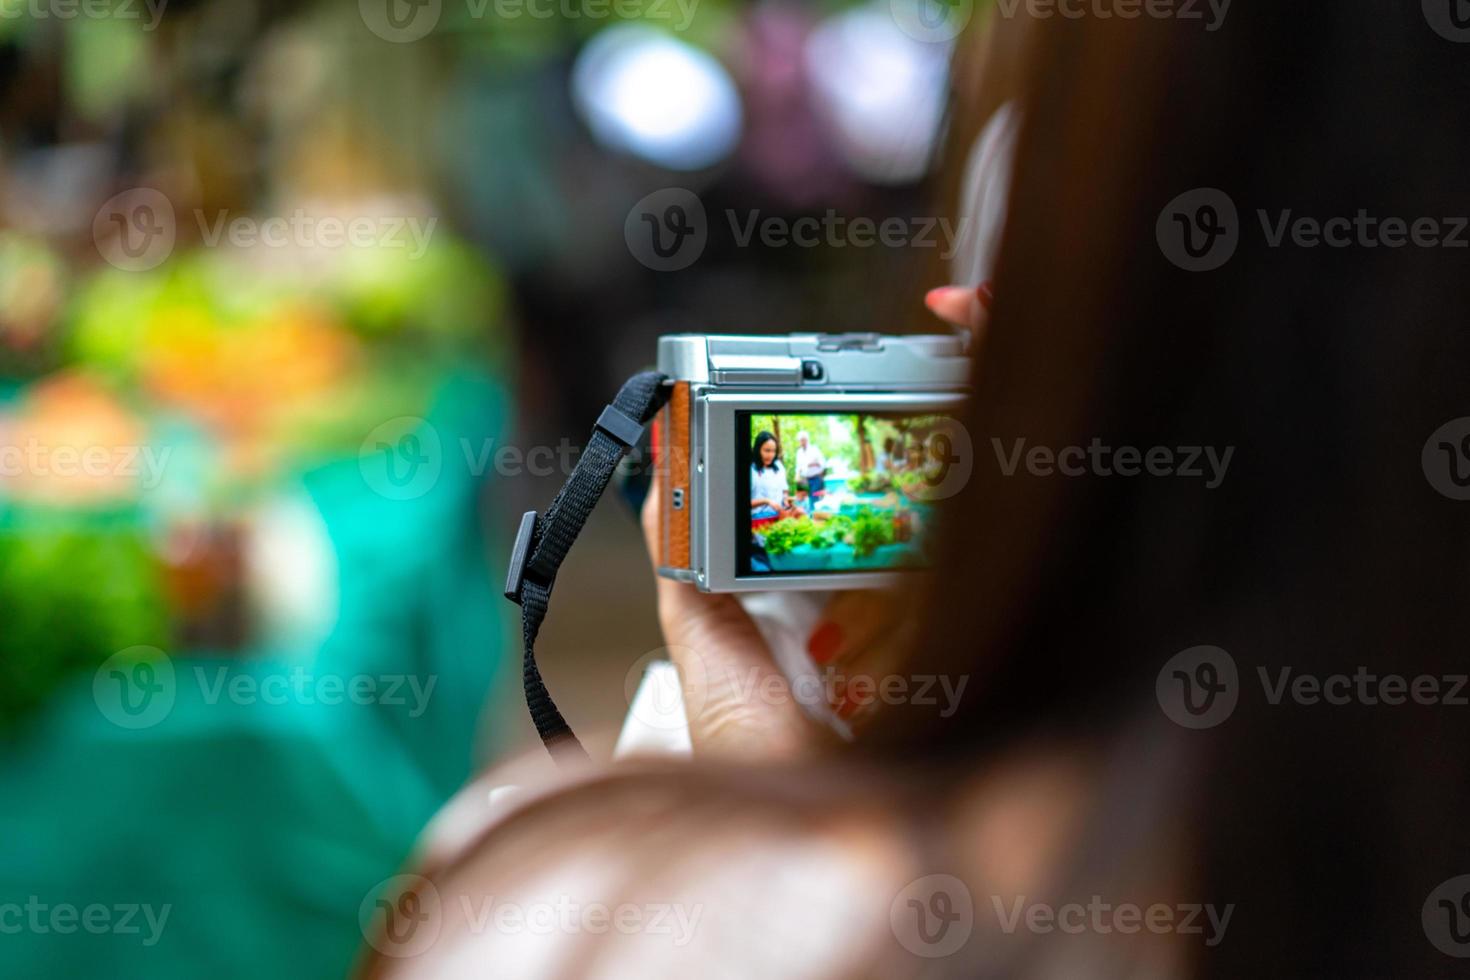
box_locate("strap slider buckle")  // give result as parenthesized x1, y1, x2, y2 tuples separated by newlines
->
(504, 510, 539, 604)
(594, 404, 645, 449)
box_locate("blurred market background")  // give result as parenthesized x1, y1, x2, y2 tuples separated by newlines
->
(0, 0, 979, 974)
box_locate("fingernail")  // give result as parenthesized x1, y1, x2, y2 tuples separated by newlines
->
(925, 285, 968, 310)
(977, 281, 994, 312)
(807, 621, 844, 664)
(835, 684, 869, 721)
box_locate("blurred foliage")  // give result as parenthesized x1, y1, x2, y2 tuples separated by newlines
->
(0, 511, 170, 729)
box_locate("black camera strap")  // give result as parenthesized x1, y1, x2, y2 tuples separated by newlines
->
(503, 371, 671, 763)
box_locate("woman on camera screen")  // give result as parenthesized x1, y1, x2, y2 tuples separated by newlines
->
(749, 430, 793, 527)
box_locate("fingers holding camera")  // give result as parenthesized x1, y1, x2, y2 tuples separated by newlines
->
(641, 476, 820, 759)
(925, 281, 992, 336)
(807, 589, 922, 728)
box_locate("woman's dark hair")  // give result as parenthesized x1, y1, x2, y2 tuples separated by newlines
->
(752, 431, 781, 472)
(866, 3, 1470, 976)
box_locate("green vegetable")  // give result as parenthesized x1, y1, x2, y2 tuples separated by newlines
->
(759, 517, 819, 556)
(848, 507, 895, 559)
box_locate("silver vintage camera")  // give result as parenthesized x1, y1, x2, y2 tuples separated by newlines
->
(650, 332, 971, 592)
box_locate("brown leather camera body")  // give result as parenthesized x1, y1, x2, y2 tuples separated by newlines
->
(651, 381, 692, 573)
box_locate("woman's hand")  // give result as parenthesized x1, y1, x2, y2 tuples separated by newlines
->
(643, 478, 822, 759)
(641, 478, 921, 756)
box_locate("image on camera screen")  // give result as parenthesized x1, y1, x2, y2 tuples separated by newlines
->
(737, 411, 955, 576)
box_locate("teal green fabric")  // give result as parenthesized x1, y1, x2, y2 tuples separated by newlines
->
(0, 375, 516, 979)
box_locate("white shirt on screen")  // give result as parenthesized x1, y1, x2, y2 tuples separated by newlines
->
(795, 444, 825, 480)
(751, 463, 788, 507)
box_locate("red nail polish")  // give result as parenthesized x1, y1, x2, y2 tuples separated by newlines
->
(807, 621, 843, 664)
(836, 687, 866, 720)
(976, 281, 994, 312)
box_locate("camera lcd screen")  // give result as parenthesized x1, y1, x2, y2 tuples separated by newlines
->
(736, 411, 955, 576)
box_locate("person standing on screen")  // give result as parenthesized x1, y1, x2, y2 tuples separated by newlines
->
(794, 431, 826, 508)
